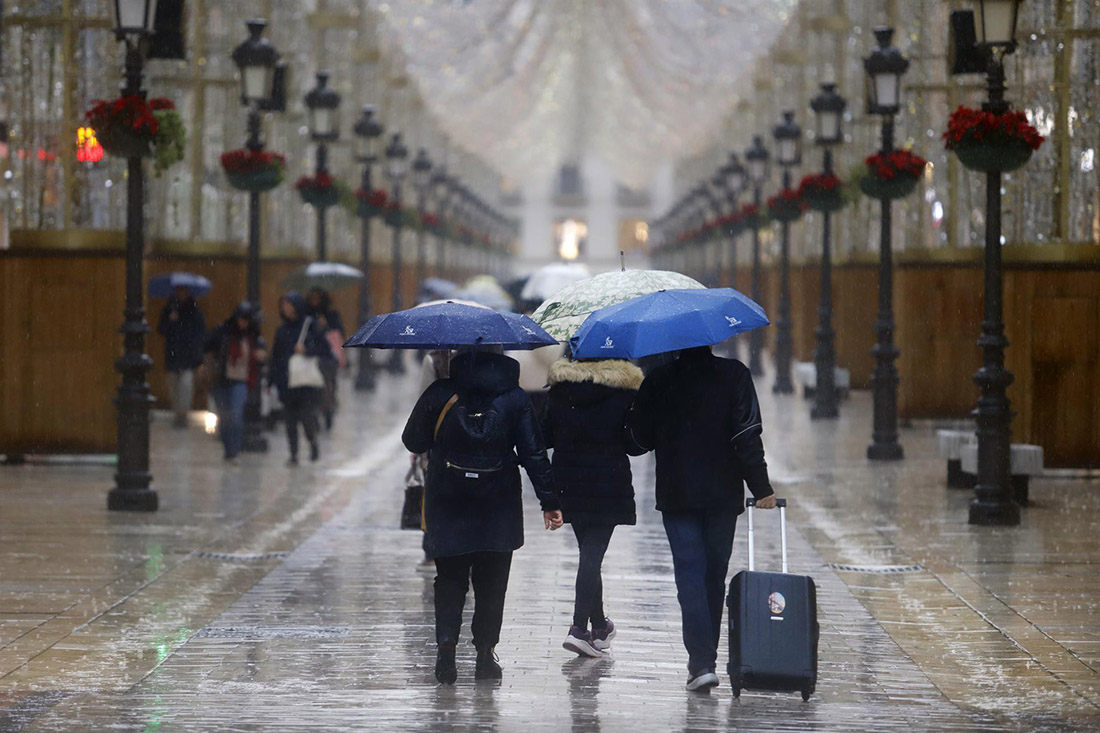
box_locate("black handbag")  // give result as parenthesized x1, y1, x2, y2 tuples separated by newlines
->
(400, 461, 425, 530)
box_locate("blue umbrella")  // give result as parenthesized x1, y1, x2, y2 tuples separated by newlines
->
(344, 301, 558, 351)
(569, 288, 769, 360)
(149, 272, 212, 298)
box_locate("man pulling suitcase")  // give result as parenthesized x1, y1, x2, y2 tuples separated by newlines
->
(627, 345, 777, 692)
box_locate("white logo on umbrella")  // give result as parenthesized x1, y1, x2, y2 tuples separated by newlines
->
(726, 316, 742, 328)
(522, 326, 536, 335)
(400, 326, 416, 336)
(601, 337, 614, 349)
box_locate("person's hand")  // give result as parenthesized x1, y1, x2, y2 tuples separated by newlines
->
(544, 510, 563, 531)
(294, 343, 306, 355)
(755, 495, 777, 510)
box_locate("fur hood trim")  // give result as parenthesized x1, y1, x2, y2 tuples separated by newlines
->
(548, 358, 644, 390)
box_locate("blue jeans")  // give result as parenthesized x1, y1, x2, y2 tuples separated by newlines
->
(662, 510, 738, 675)
(213, 381, 248, 459)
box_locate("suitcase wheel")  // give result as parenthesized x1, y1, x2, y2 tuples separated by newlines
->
(732, 687, 740, 699)
(801, 687, 811, 702)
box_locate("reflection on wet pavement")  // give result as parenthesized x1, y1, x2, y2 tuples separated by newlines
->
(1, 357, 1097, 731)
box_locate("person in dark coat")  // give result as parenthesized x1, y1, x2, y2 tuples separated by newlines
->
(402, 349, 561, 684)
(158, 286, 206, 427)
(203, 302, 264, 462)
(626, 345, 776, 693)
(305, 287, 345, 431)
(270, 293, 333, 465)
(542, 356, 645, 658)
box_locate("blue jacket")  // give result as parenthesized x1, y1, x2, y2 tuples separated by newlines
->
(270, 293, 334, 398)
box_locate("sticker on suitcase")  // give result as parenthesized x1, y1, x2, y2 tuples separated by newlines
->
(768, 591, 786, 615)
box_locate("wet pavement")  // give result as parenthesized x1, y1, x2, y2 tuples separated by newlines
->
(1, 353, 1098, 731)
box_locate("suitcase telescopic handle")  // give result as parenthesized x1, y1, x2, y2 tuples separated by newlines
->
(745, 497, 788, 574)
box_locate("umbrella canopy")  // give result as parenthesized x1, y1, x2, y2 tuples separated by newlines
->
(455, 276, 515, 311)
(149, 272, 212, 298)
(570, 288, 769, 360)
(532, 269, 704, 341)
(419, 277, 460, 302)
(281, 262, 364, 292)
(520, 262, 592, 301)
(344, 301, 557, 351)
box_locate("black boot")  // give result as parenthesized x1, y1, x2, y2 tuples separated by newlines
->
(435, 643, 457, 684)
(475, 647, 502, 680)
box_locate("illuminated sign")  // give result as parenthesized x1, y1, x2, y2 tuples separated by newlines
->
(77, 126, 104, 163)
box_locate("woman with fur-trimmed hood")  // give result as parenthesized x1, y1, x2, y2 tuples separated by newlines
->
(542, 356, 646, 658)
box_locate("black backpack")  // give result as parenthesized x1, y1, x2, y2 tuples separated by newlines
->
(434, 392, 511, 486)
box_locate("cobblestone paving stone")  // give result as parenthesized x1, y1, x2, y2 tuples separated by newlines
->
(1, 354, 1098, 731)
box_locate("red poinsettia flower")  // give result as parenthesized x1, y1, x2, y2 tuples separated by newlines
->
(220, 149, 286, 174)
(295, 172, 335, 190)
(797, 173, 842, 197)
(865, 149, 927, 181)
(942, 106, 1044, 152)
(354, 188, 388, 207)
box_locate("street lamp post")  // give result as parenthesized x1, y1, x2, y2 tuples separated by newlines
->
(353, 105, 383, 392)
(809, 82, 846, 420)
(384, 132, 409, 373)
(431, 168, 451, 278)
(772, 110, 802, 394)
(969, 0, 1024, 526)
(744, 136, 770, 377)
(231, 19, 279, 454)
(108, 0, 160, 512)
(720, 154, 748, 359)
(864, 26, 909, 461)
(412, 149, 433, 294)
(304, 71, 341, 261)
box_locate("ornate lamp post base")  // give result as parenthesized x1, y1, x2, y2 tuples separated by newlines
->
(108, 487, 159, 511)
(867, 442, 904, 461)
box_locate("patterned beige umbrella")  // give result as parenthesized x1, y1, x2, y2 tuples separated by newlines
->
(531, 269, 705, 341)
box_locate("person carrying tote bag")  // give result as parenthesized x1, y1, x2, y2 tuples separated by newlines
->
(271, 293, 333, 465)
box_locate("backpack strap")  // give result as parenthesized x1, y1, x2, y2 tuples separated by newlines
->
(434, 393, 459, 439)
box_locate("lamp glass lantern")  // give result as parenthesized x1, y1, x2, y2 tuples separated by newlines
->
(304, 71, 341, 142)
(352, 105, 383, 163)
(725, 154, 748, 194)
(863, 27, 910, 116)
(773, 110, 802, 167)
(745, 136, 770, 185)
(384, 133, 409, 184)
(231, 20, 279, 105)
(810, 83, 847, 145)
(975, 0, 1023, 48)
(412, 148, 433, 193)
(113, 0, 158, 37)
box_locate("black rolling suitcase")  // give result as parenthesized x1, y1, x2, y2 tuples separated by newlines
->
(727, 497, 818, 701)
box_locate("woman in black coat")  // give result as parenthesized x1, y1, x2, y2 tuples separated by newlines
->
(403, 350, 560, 684)
(158, 286, 206, 427)
(270, 293, 333, 465)
(542, 356, 645, 658)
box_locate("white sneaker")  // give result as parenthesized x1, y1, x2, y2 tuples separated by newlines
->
(563, 626, 603, 658)
(685, 669, 719, 692)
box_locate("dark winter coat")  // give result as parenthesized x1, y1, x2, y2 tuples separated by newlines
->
(626, 347, 774, 515)
(402, 351, 557, 558)
(203, 314, 265, 389)
(158, 296, 206, 371)
(306, 290, 345, 336)
(542, 358, 646, 526)
(270, 293, 335, 399)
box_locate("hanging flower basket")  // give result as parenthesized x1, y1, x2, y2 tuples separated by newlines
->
(354, 188, 388, 219)
(943, 106, 1044, 173)
(383, 202, 402, 227)
(221, 149, 286, 193)
(766, 189, 805, 223)
(402, 207, 423, 230)
(296, 173, 339, 208)
(739, 203, 769, 230)
(421, 212, 442, 235)
(798, 173, 846, 212)
(85, 96, 185, 175)
(859, 150, 926, 200)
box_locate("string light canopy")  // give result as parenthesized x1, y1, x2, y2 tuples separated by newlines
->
(367, 0, 798, 188)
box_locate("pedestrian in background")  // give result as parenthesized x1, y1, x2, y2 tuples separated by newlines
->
(203, 302, 264, 463)
(402, 348, 561, 685)
(542, 355, 645, 658)
(305, 287, 346, 431)
(270, 293, 333, 465)
(158, 285, 206, 428)
(626, 345, 776, 693)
